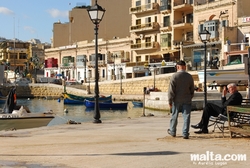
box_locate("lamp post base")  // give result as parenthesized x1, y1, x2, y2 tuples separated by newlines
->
(93, 119, 102, 123)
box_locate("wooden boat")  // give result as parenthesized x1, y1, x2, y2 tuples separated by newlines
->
(132, 101, 143, 107)
(85, 100, 128, 110)
(0, 110, 54, 131)
(63, 93, 112, 105)
(63, 93, 88, 101)
(197, 69, 248, 85)
(0, 88, 54, 131)
(63, 97, 85, 104)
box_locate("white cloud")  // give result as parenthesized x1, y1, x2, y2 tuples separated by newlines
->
(47, 8, 68, 18)
(0, 7, 14, 15)
(24, 26, 36, 34)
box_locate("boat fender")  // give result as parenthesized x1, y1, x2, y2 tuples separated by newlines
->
(58, 98, 61, 102)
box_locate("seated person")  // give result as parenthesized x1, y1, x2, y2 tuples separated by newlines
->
(149, 85, 154, 91)
(191, 83, 242, 134)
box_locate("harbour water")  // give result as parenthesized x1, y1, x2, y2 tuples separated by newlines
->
(0, 98, 167, 127)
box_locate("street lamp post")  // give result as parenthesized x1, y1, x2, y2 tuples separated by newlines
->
(119, 67, 123, 95)
(83, 55, 88, 83)
(199, 29, 211, 107)
(150, 65, 157, 90)
(112, 54, 117, 80)
(87, 0, 105, 123)
(88, 69, 91, 94)
(153, 65, 157, 90)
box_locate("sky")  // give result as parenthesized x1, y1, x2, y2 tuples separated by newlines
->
(0, 0, 90, 43)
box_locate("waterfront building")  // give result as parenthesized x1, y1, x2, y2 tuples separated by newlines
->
(45, 0, 250, 83)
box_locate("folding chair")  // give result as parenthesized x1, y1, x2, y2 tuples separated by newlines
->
(208, 114, 228, 137)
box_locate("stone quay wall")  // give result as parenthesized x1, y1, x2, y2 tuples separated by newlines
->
(90, 71, 200, 95)
(0, 72, 200, 99)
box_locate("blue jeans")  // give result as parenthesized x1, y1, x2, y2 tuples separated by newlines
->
(169, 103, 191, 137)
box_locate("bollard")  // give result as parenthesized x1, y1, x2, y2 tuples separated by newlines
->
(142, 87, 147, 117)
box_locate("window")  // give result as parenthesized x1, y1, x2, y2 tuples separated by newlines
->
(221, 20, 229, 27)
(136, 0, 141, 6)
(163, 16, 170, 27)
(161, 34, 171, 47)
(19, 53, 27, 59)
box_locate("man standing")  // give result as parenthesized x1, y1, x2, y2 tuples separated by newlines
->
(191, 83, 242, 134)
(168, 60, 194, 139)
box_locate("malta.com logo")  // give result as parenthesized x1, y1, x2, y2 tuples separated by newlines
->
(190, 151, 247, 166)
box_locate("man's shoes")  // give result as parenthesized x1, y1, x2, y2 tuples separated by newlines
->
(183, 136, 189, 139)
(194, 129, 209, 134)
(167, 129, 176, 137)
(191, 124, 202, 129)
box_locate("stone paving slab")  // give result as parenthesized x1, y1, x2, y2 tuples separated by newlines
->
(0, 111, 249, 168)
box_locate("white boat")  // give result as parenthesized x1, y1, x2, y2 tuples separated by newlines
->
(0, 110, 54, 131)
(0, 88, 55, 131)
(198, 69, 248, 85)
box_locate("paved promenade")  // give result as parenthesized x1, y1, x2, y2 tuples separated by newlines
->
(0, 110, 249, 168)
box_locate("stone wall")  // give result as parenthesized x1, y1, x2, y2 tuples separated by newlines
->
(0, 72, 200, 98)
(91, 72, 200, 95)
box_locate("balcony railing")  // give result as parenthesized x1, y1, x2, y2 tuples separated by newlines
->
(130, 22, 159, 33)
(88, 60, 106, 66)
(194, 0, 233, 12)
(160, 4, 171, 12)
(174, 0, 193, 6)
(131, 42, 159, 50)
(130, 3, 159, 14)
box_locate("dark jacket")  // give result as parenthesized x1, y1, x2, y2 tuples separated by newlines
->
(221, 91, 242, 115)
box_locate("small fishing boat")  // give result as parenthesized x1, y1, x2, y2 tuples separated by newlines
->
(132, 101, 143, 107)
(63, 93, 112, 105)
(85, 100, 128, 110)
(197, 68, 248, 85)
(0, 109, 54, 131)
(0, 88, 54, 131)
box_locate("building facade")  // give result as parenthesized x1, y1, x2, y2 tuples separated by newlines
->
(45, 0, 250, 84)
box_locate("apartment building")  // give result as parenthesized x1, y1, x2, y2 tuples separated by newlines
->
(46, 0, 250, 83)
(53, 0, 131, 48)
(184, 0, 250, 69)
(0, 40, 31, 73)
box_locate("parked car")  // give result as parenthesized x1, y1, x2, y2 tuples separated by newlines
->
(14, 78, 31, 85)
(51, 79, 62, 85)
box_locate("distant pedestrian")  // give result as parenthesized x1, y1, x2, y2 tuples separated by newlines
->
(167, 60, 194, 139)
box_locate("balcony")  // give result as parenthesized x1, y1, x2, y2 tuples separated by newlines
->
(173, 0, 193, 11)
(88, 60, 106, 67)
(173, 18, 193, 29)
(160, 23, 172, 32)
(130, 3, 159, 14)
(160, 4, 171, 14)
(182, 32, 193, 42)
(130, 22, 159, 33)
(194, 0, 233, 12)
(131, 42, 159, 51)
(61, 62, 75, 68)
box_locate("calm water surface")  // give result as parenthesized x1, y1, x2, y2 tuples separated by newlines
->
(1, 98, 167, 127)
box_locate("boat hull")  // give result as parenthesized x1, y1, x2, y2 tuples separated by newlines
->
(85, 100, 128, 110)
(198, 69, 248, 85)
(64, 98, 85, 104)
(0, 113, 54, 131)
(132, 101, 143, 107)
(63, 93, 112, 105)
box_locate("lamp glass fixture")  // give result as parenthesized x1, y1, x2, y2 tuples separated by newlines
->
(199, 29, 211, 42)
(87, 3, 105, 24)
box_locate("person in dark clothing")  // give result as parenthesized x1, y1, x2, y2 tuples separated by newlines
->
(3, 87, 17, 113)
(191, 83, 242, 134)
